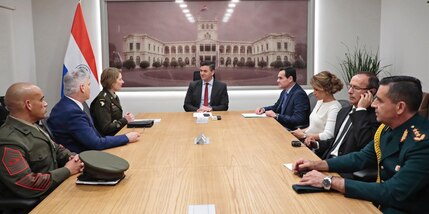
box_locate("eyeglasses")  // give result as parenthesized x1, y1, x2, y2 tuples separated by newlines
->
(347, 84, 370, 91)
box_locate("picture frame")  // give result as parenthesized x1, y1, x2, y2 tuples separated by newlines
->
(101, 0, 312, 88)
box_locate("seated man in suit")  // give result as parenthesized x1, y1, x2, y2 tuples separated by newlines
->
(183, 61, 229, 112)
(0, 83, 83, 199)
(304, 72, 380, 160)
(48, 69, 140, 153)
(255, 67, 310, 130)
(294, 76, 429, 213)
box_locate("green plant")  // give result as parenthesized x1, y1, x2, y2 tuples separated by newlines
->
(339, 41, 390, 83)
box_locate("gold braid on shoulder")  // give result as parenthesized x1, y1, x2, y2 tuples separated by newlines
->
(374, 124, 386, 183)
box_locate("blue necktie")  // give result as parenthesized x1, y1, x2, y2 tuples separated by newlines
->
(280, 92, 288, 115)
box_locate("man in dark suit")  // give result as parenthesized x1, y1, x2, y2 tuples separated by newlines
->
(48, 69, 140, 153)
(183, 61, 229, 112)
(294, 76, 429, 213)
(255, 67, 310, 130)
(304, 72, 380, 160)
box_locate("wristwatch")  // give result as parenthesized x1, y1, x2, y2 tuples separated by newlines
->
(322, 175, 333, 190)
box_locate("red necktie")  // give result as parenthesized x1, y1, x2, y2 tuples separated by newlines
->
(203, 82, 209, 106)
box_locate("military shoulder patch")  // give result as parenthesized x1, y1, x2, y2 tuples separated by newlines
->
(1, 147, 29, 176)
(411, 125, 426, 142)
(99, 99, 105, 107)
(400, 129, 408, 143)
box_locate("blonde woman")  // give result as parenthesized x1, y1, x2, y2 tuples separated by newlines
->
(291, 71, 343, 144)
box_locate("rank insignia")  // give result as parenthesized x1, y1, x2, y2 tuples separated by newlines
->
(395, 165, 401, 172)
(411, 125, 426, 142)
(400, 129, 408, 143)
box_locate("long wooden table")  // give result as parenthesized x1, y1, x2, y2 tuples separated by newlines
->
(31, 111, 380, 213)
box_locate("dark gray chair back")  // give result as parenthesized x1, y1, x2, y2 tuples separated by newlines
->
(338, 99, 351, 108)
(193, 70, 216, 81)
(308, 92, 318, 112)
(0, 96, 9, 126)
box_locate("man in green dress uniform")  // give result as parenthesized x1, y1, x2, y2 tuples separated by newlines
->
(293, 76, 429, 213)
(0, 83, 83, 199)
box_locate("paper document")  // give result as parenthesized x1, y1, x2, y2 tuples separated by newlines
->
(241, 113, 267, 118)
(283, 163, 293, 171)
(134, 118, 161, 124)
(193, 112, 213, 118)
(188, 204, 216, 214)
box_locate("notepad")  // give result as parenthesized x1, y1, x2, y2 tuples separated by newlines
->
(241, 113, 267, 118)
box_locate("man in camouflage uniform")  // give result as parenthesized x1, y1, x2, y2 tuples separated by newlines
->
(293, 76, 429, 213)
(0, 83, 83, 199)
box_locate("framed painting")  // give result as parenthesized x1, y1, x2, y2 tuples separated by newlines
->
(103, 0, 311, 88)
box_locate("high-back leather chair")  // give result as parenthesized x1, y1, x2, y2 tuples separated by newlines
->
(0, 197, 41, 214)
(418, 92, 429, 118)
(308, 92, 317, 112)
(193, 70, 216, 81)
(0, 96, 8, 126)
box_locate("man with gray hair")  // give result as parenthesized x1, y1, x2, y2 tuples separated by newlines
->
(48, 69, 140, 153)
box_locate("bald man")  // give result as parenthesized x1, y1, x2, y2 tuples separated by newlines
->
(0, 83, 83, 200)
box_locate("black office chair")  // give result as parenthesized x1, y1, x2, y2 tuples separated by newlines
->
(193, 70, 216, 81)
(418, 92, 429, 119)
(0, 196, 41, 214)
(0, 96, 9, 126)
(308, 92, 317, 112)
(338, 99, 351, 108)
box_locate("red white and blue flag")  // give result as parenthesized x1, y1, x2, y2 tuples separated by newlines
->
(62, 1, 99, 100)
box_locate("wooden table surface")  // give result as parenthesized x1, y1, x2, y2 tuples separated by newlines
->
(31, 111, 380, 214)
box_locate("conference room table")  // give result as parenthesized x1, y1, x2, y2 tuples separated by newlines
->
(31, 111, 380, 213)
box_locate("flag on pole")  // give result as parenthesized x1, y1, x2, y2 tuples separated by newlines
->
(62, 1, 99, 101)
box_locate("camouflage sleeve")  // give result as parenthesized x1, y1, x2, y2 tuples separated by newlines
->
(0, 145, 70, 198)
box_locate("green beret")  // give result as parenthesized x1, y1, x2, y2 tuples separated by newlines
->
(79, 150, 129, 181)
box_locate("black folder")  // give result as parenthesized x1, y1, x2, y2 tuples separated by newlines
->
(127, 120, 154, 128)
(292, 184, 328, 194)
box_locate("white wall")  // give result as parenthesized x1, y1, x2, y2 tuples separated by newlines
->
(0, 0, 36, 93)
(379, 0, 429, 92)
(8, 0, 428, 113)
(315, 0, 381, 99)
(32, 0, 101, 110)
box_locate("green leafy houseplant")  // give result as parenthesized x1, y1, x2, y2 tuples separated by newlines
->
(339, 42, 391, 83)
